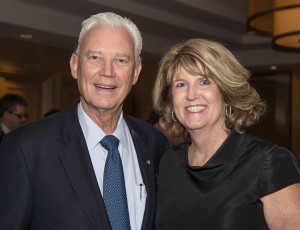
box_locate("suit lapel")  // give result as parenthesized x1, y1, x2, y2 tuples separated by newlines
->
(58, 105, 111, 230)
(124, 116, 156, 230)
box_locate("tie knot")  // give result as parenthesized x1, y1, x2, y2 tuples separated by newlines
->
(100, 135, 120, 151)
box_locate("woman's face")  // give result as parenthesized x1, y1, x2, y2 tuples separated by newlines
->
(171, 64, 226, 133)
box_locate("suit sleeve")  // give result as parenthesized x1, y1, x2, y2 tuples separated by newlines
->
(0, 135, 33, 230)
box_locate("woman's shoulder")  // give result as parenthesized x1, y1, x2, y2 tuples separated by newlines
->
(231, 131, 298, 170)
(240, 132, 300, 196)
(240, 131, 288, 156)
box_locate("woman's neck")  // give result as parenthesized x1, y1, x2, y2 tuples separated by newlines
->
(188, 127, 230, 166)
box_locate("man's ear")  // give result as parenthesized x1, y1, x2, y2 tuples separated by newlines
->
(132, 61, 142, 85)
(70, 53, 79, 80)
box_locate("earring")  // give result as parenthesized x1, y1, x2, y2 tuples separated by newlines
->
(225, 105, 233, 117)
(171, 110, 178, 122)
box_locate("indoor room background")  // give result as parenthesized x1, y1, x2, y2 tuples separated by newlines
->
(0, 0, 300, 158)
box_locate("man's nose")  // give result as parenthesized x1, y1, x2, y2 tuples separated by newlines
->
(101, 60, 116, 77)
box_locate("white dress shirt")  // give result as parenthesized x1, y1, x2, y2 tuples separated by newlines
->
(77, 103, 146, 230)
(1, 123, 10, 134)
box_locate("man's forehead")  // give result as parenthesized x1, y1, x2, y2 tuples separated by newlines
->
(86, 50, 131, 57)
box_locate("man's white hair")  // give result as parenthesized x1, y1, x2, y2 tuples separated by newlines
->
(75, 12, 142, 62)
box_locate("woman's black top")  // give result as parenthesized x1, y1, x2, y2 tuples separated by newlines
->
(156, 131, 300, 230)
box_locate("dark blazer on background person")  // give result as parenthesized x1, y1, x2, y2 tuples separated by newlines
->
(0, 129, 3, 142)
(0, 103, 167, 230)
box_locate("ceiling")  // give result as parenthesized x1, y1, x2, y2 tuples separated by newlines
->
(1, 0, 300, 73)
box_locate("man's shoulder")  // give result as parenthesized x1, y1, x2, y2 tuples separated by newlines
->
(124, 114, 168, 148)
(124, 115, 162, 136)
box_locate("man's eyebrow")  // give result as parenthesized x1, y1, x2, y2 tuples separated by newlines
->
(86, 50, 102, 55)
(115, 53, 134, 61)
(115, 53, 130, 57)
(84, 51, 133, 61)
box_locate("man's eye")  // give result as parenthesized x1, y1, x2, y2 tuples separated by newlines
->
(115, 58, 129, 64)
(88, 55, 99, 60)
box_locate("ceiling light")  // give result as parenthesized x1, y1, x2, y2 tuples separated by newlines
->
(20, 34, 33, 39)
(247, 0, 300, 51)
(270, 65, 278, 70)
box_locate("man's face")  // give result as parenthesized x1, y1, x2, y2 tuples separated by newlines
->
(2, 104, 28, 130)
(70, 25, 141, 116)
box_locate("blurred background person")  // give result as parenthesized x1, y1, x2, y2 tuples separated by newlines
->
(153, 38, 300, 230)
(0, 93, 28, 141)
(146, 108, 184, 146)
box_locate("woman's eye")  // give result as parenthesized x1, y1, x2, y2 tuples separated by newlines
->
(200, 79, 210, 85)
(175, 82, 186, 88)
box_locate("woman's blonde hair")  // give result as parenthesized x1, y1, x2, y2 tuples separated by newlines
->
(152, 38, 266, 137)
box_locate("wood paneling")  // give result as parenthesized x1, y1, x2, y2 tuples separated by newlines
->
(291, 72, 300, 158)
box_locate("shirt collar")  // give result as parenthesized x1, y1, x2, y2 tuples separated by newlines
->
(77, 103, 129, 151)
(1, 123, 10, 134)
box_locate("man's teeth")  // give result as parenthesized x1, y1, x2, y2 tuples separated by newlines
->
(187, 105, 205, 112)
(95, 84, 115, 89)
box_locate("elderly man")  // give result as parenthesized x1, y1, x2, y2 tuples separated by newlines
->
(0, 12, 167, 230)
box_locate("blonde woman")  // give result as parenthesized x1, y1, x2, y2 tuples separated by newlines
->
(153, 38, 300, 230)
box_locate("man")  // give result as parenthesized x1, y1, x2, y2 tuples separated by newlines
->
(0, 93, 28, 141)
(0, 12, 167, 230)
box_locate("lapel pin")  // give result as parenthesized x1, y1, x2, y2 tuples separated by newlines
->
(146, 159, 151, 165)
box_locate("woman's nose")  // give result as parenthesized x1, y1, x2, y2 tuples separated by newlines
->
(186, 84, 199, 101)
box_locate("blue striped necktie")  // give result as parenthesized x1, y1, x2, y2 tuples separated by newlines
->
(100, 135, 131, 230)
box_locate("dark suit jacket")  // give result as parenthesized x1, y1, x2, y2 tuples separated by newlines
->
(0, 128, 3, 142)
(0, 104, 168, 230)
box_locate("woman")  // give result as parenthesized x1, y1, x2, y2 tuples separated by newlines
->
(153, 38, 300, 230)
